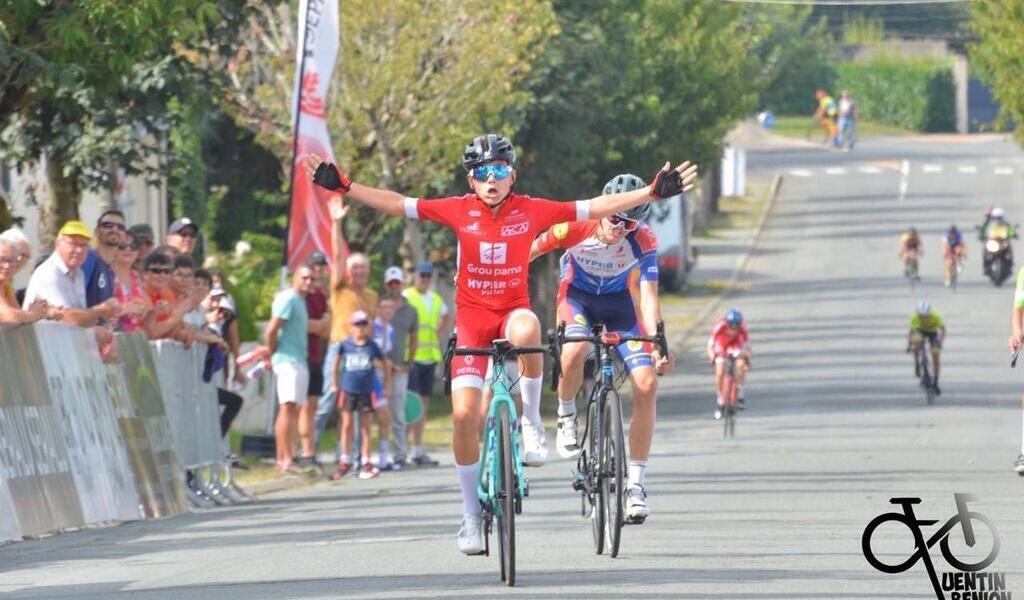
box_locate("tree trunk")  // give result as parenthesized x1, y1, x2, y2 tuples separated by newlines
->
(41, 154, 81, 247)
(0, 190, 11, 231)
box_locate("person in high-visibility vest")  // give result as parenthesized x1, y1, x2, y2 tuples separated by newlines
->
(402, 262, 451, 466)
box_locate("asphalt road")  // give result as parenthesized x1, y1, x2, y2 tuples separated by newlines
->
(3, 134, 1024, 599)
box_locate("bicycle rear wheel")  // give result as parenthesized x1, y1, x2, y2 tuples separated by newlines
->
(497, 404, 516, 586)
(604, 388, 627, 557)
(589, 399, 605, 554)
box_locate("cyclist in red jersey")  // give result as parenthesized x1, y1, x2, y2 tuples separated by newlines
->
(706, 308, 751, 419)
(305, 134, 697, 556)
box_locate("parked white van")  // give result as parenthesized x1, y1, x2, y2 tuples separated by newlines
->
(646, 193, 695, 292)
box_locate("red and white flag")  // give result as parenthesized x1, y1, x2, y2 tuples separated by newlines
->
(285, 0, 340, 270)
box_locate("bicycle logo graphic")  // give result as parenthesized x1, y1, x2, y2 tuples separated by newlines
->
(862, 494, 1005, 600)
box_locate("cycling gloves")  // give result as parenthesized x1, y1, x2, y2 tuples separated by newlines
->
(312, 162, 352, 193)
(649, 168, 683, 199)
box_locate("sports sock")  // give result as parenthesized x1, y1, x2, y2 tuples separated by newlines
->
(412, 444, 422, 458)
(379, 440, 390, 464)
(557, 397, 576, 417)
(628, 460, 647, 489)
(520, 375, 543, 426)
(456, 462, 482, 516)
(340, 454, 351, 465)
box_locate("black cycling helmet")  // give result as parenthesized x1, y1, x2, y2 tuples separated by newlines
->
(463, 134, 517, 171)
(603, 174, 650, 222)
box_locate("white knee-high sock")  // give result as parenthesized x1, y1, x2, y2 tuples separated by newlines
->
(456, 462, 481, 516)
(1020, 411, 1024, 454)
(520, 375, 543, 426)
(557, 397, 576, 417)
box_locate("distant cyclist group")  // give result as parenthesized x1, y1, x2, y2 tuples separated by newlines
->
(900, 207, 1024, 473)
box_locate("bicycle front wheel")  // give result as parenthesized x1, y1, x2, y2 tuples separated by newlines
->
(497, 404, 516, 586)
(604, 388, 627, 557)
(589, 399, 605, 554)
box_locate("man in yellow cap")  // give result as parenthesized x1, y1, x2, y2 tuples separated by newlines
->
(22, 220, 120, 326)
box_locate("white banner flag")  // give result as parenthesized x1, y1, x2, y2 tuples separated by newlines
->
(286, 0, 340, 270)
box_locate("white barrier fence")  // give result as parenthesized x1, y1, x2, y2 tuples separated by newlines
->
(0, 322, 238, 544)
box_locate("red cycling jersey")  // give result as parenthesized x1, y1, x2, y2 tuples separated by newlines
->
(707, 318, 749, 357)
(404, 192, 589, 386)
(404, 193, 588, 311)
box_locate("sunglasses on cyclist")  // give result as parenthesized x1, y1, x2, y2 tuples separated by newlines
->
(471, 164, 512, 182)
(98, 221, 126, 231)
(117, 241, 141, 251)
(608, 214, 639, 232)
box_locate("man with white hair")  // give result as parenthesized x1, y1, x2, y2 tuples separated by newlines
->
(314, 198, 380, 459)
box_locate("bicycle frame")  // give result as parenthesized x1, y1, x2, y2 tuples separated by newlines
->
(478, 361, 526, 511)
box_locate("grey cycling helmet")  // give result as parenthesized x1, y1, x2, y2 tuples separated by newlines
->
(463, 134, 517, 171)
(603, 173, 650, 222)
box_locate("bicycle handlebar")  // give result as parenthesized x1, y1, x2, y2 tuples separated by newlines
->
(550, 320, 670, 384)
(442, 333, 558, 395)
(1012, 349, 1020, 368)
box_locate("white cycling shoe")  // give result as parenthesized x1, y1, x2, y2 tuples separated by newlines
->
(456, 514, 486, 555)
(556, 414, 581, 459)
(625, 485, 650, 523)
(521, 421, 548, 467)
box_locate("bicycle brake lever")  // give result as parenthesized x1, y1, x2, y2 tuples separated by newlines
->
(1012, 349, 1021, 368)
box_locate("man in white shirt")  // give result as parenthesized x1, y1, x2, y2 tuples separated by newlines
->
(23, 220, 119, 327)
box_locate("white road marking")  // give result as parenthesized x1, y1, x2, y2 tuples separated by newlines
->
(789, 169, 812, 177)
(995, 167, 1013, 175)
(858, 166, 882, 174)
(957, 165, 977, 174)
(922, 164, 943, 173)
(825, 167, 847, 175)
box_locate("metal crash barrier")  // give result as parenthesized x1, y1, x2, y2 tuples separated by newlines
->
(0, 322, 249, 544)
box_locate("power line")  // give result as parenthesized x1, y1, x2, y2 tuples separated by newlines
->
(719, 0, 971, 5)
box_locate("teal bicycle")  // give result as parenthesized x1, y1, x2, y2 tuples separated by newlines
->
(443, 336, 556, 586)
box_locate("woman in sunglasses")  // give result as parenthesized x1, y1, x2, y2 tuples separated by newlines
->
(111, 232, 153, 333)
(530, 173, 671, 525)
(305, 134, 697, 556)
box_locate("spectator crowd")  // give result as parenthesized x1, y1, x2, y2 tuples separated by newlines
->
(0, 196, 450, 481)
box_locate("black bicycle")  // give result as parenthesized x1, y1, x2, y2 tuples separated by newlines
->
(553, 319, 668, 558)
(909, 333, 939, 405)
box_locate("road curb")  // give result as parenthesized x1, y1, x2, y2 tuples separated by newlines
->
(671, 172, 783, 352)
(240, 475, 323, 497)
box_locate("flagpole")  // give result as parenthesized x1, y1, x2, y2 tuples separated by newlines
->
(280, 0, 314, 289)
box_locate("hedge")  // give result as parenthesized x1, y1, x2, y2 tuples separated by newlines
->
(836, 55, 955, 132)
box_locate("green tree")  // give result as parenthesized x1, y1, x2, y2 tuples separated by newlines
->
(216, 0, 557, 269)
(0, 1, 254, 244)
(969, 0, 1024, 143)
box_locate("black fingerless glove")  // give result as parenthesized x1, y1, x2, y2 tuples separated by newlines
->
(650, 168, 683, 199)
(313, 162, 352, 192)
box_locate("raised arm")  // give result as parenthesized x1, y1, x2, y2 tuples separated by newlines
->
(329, 197, 351, 290)
(304, 154, 406, 217)
(587, 162, 698, 221)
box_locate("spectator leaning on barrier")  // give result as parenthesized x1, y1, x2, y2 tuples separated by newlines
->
(23, 220, 120, 328)
(0, 228, 31, 303)
(203, 295, 244, 440)
(299, 251, 331, 467)
(166, 218, 199, 257)
(0, 237, 47, 324)
(403, 261, 449, 466)
(381, 266, 418, 467)
(111, 230, 153, 334)
(266, 265, 317, 474)
(81, 209, 124, 309)
(315, 198, 379, 456)
(141, 251, 189, 340)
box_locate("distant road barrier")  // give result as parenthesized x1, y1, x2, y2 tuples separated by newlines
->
(0, 322, 236, 543)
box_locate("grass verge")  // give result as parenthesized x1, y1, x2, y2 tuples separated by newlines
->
(769, 114, 913, 140)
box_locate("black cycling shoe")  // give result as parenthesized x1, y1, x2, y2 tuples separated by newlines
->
(934, 384, 941, 396)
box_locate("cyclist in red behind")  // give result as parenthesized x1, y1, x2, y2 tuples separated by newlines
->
(306, 134, 697, 556)
(706, 308, 751, 419)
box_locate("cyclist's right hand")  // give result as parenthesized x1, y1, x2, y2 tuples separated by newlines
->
(1009, 335, 1022, 352)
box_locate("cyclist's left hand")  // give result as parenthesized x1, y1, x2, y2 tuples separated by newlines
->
(652, 349, 672, 375)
